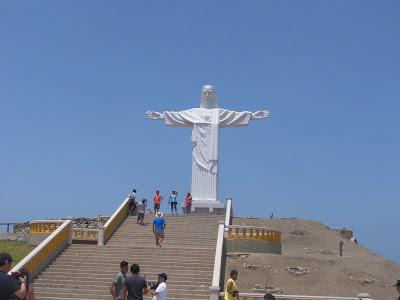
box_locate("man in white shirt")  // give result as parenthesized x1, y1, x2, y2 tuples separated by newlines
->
(128, 189, 137, 215)
(150, 273, 167, 300)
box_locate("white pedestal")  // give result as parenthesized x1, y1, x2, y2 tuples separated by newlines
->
(181, 200, 226, 215)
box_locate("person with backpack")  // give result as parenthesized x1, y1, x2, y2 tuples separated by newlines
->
(128, 189, 138, 215)
(149, 273, 168, 300)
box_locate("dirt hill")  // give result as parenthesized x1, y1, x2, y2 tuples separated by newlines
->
(224, 217, 400, 300)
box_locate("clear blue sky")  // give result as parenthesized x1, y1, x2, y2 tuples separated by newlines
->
(1, 2, 399, 263)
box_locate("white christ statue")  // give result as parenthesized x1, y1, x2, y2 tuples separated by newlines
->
(146, 85, 269, 212)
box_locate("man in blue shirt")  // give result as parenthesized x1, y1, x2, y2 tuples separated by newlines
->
(153, 212, 166, 247)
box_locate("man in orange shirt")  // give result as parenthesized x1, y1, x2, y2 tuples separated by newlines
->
(153, 190, 163, 213)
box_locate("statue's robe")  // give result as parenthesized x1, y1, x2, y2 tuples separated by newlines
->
(164, 108, 252, 202)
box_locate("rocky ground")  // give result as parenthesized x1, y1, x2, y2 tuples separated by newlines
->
(0, 232, 27, 242)
(225, 217, 400, 300)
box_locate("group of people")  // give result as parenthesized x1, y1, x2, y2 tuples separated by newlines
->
(2, 253, 400, 300)
(128, 189, 193, 218)
(127, 189, 167, 248)
(109, 261, 167, 300)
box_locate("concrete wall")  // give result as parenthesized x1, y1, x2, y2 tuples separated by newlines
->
(226, 239, 281, 254)
(32, 239, 69, 278)
(27, 233, 51, 246)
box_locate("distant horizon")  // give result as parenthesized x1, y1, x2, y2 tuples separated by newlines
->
(2, 198, 398, 265)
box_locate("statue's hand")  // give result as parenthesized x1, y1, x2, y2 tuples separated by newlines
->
(146, 111, 165, 120)
(252, 110, 270, 119)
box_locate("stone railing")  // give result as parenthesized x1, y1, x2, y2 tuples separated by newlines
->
(210, 222, 226, 300)
(73, 228, 98, 242)
(10, 220, 73, 278)
(101, 197, 130, 244)
(29, 220, 64, 234)
(225, 197, 233, 228)
(218, 293, 373, 300)
(26, 197, 129, 245)
(210, 197, 235, 300)
(29, 220, 99, 245)
(227, 225, 281, 242)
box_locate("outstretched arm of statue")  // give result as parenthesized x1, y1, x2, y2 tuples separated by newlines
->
(251, 110, 270, 119)
(146, 111, 165, 120)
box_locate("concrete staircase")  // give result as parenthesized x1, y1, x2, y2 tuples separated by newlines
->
(33, 214, 222, 300)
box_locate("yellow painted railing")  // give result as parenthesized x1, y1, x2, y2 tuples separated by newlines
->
(227, 225, 281, 242)
(73, 228, 98, 242)
(11, 220, 73, 277)
(29, 220, 99, 243)
(103, 197, 130, 243)
(28, 198, 129, 245)
(29, 220, 63, 234)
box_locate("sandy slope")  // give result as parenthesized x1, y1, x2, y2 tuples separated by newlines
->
(224, 217, 400, 300)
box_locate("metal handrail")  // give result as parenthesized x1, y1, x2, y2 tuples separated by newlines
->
(0, 222, 18, 233)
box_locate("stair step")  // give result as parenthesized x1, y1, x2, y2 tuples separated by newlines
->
(35, 214, 220, 299)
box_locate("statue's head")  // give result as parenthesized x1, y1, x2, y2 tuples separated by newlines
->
(200, 85, 218, 109)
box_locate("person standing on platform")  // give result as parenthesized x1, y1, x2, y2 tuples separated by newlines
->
(137, 199, 147, 225)
(109, 261, 129, 300)
(128, 189, 138, 216)
(184, 192, 192, 214)
(153, 190, 163, 214)
(153, 212, 166, 247)
(168, 191, 178, 215)
(224, 269, 239, 300)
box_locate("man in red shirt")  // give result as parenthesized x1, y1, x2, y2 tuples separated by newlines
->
(153, 190, 163, 213)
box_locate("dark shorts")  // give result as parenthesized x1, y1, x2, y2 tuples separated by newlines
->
(154, 203, 160, 209)
(155, 230, 164, 239)
(137, 212, 144, 220)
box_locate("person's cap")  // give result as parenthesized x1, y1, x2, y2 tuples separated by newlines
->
(156, 212, 163, 217)
(0, 252, 13, 266)
(394, 280, 400, 287)
(157, 273, 168, 281)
